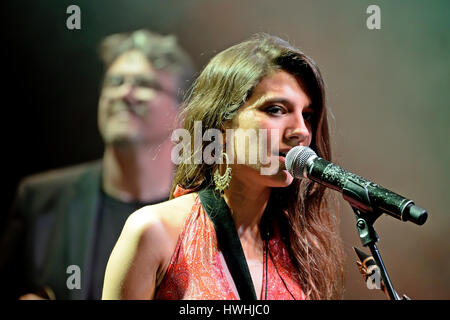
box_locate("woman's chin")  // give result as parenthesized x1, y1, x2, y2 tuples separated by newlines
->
(267, 169, 294, 187)
(239, 164, 294, 188)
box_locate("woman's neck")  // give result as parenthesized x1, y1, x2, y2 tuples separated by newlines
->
(223, 174, 271, 240)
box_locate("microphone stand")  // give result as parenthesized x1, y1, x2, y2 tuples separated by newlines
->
(343, 178, 408, 300)
(350, 205, 400, 300)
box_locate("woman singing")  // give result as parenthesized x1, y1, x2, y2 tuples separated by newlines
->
(102, 34, 344, 300)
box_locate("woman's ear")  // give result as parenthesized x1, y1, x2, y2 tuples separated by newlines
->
(221, 119, 233, 131)
(221, 120, 231, 142)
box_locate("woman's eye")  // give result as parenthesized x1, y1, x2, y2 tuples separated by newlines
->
(303, 112, 314, 122)
(265, 105, 285, 115)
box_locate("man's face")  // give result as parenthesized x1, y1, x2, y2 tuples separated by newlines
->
(98, 50, 179, 147)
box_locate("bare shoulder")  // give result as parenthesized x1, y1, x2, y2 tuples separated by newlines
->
(117, 192, 198, 267)
(127, 192, 198, 242)
(124, 192, 199, 286)
(102, 192, 198, 299)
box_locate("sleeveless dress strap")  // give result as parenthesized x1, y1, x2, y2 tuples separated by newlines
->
(198, 188, 257, 300)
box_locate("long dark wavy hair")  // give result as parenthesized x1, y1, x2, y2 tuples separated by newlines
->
(171, 34, 345, 299)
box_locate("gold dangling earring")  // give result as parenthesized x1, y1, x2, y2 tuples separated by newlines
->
(213, 152, 232, 195)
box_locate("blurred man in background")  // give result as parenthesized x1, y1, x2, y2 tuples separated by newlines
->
(0, 29, 195, 300)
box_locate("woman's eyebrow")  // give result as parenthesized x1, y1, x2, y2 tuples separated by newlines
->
(252, 95, 290, 107)
(252, 94, 312, 109)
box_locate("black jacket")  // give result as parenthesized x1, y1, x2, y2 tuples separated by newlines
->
(0, 160, 103, 300)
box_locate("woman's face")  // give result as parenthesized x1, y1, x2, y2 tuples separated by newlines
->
(227, 69, 314, 188)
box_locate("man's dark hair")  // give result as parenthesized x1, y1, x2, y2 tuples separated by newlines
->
(98, 29, 196, 100)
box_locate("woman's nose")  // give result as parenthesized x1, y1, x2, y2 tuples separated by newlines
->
(286, 112, 310, 144)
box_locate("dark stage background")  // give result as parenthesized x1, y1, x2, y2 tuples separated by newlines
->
(2, 0, 449, 299)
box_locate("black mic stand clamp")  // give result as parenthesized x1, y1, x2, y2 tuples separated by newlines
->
(343, 178, 410, 300)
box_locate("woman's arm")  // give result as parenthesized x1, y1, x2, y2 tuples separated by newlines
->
(102, 207, 169, 299)
(102, 193, 197, 299)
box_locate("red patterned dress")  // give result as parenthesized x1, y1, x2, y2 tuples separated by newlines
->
(154, 187, 306, 300)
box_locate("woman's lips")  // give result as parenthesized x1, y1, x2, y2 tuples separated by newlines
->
(278, 151, 288, 162)
(277, 151, 289, 170)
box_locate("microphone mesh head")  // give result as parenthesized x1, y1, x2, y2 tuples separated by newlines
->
(285, 146, 317, 178)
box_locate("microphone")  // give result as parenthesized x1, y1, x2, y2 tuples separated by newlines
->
(285, 146, 428, 225)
